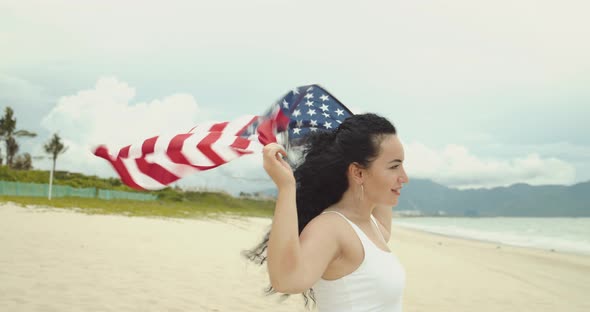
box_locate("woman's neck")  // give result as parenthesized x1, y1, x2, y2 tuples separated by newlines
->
(327, 188, 375, 222)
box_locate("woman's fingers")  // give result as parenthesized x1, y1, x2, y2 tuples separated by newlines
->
(263, 143, 287, 162)
(263, 143, 292, 170)
(262, 143, 295, 188)
(275, 148, 287, 159)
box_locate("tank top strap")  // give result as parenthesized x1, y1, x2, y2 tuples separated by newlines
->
(321, 210, 355, 227)
(369, 214, 387, 242)
(321, 211, 389, 251)
(320, 211, 373, 247)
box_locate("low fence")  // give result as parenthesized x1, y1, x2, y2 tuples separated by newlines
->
(0, 181, 157, 201)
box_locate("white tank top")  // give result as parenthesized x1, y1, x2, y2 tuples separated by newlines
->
(312, 211, 405, 312)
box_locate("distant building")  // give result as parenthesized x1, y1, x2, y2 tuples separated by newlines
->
(238, 191, 274, 200)
(393, 210, 424, 217)
(393, 210, 449, 217)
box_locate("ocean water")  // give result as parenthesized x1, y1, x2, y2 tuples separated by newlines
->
(392, 217, 590, 256)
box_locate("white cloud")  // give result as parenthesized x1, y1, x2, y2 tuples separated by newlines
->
(484, 142, 590, 162)
(404, 142, 576, 189)
(40, 77, 210, 176)
(38, 76, 273, 193)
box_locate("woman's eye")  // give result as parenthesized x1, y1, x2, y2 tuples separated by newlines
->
(390, 165, 399, 169)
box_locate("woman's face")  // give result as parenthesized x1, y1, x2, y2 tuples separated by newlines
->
(363, 134, 408, 207)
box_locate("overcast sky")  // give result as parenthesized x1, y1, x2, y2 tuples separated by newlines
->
(1, 0, 589, 194)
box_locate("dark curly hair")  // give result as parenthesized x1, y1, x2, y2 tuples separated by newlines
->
(243, 113, 397, 308)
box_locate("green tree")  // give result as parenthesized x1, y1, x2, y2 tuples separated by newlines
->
(12, 153, 33, 170)
(0, 107, 37, 167)
(7, 137, 19, 162)
(44, 133, 68, 200)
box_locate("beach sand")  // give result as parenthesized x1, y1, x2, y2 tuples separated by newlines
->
(1, 203, 589, 311)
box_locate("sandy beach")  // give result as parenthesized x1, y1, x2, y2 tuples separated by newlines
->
(1, 203, 589, 312)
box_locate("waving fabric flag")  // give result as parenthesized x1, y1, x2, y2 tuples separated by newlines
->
(93, 84, 353, 190)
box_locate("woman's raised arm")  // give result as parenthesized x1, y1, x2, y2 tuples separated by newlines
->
(263, 143, 340, 294)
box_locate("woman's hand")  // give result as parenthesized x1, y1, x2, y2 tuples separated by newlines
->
(262, 143, 295, 189)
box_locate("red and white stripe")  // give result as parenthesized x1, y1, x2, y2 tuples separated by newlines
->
(93, 115, 271, 190)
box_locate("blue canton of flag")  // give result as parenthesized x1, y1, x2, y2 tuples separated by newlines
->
(277, 84, 354, 145)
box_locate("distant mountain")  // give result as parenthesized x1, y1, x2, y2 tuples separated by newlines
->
(258, 179, 590, 217)
(396, 179, 590, 217)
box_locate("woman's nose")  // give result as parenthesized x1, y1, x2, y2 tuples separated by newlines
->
(399, 169, 409, 184)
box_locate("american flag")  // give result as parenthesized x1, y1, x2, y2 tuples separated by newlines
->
(276, 85, 353, 145)
(93, 84, 353, 191)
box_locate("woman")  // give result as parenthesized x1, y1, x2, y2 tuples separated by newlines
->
(245, 113, 408, 311)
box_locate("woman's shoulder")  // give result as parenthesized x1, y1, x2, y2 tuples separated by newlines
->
(302, 211, 351, 239)
(309, 210, 346, 224)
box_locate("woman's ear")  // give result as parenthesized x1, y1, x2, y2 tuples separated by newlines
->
(348, 162, 364, 185)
